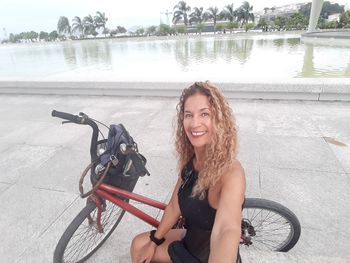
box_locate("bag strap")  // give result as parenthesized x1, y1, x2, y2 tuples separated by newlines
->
(79, 161, 112, 198)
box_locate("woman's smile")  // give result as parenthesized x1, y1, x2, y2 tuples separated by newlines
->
(191, 131, 207, 137)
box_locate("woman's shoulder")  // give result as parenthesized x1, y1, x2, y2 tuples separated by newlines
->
(220, 160, 245, 185)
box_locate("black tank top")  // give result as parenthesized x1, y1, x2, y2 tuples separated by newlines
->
(178, 160, 216, 262)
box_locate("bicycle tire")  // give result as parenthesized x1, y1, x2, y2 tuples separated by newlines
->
(241, 198, 301, 252)
(53, 200, 125, 263)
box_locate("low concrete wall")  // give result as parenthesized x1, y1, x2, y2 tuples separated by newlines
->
(0, 80, 350, 101)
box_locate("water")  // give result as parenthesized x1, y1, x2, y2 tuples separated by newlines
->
(0, 32, 349, 82)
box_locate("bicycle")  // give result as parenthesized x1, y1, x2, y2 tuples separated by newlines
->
(52, 110, 301, 263)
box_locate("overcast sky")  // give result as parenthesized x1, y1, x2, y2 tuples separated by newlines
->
(0, 0, 348, 35)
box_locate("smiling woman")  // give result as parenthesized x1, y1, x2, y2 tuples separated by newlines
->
(130, 81, 245, 263)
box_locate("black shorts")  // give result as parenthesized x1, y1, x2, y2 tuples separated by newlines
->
(168, 240, 242, 263)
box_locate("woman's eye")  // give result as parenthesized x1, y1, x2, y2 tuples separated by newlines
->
(202, 112, 209, 117)
(184, 113, 192, 118)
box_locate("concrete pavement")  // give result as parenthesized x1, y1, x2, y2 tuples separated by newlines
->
(0, 94, 350, 262)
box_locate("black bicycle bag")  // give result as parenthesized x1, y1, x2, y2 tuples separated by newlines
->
(92, 123, 149, 192)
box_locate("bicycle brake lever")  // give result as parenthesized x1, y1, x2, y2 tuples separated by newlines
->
(62, 120, 73, 124)
(79, 112, 88, 118)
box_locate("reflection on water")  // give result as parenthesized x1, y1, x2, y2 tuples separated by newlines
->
(0, 33, 349, 81)
(62, 41, 112, 69)
(62, 43, 77, 66)
(273, 39, 285, 47)
(287, 38, 300, 46)
(173, 38, 254, 70)
(299, 42, 350, 78)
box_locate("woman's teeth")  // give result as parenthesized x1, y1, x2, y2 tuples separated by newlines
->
(192, 131, 206, 136)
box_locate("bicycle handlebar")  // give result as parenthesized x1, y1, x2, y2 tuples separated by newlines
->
(51, 110, 82, 124)
(52, 109, 99, 161)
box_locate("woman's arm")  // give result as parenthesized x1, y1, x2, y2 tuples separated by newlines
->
(132, 177, 183, 263)
(209, 162, 246, 263)
(153, 176, 183, 239)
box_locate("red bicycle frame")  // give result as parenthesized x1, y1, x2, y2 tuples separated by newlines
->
(90, 182, 250, 246)
(94, 183, 167, 228)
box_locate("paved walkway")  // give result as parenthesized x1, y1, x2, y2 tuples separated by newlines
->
(0, 94, 350, 262)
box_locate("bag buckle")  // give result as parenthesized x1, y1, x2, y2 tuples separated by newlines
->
(110, 155, 119, 166)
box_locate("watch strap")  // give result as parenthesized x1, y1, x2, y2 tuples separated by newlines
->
(149, 230, 165, 246)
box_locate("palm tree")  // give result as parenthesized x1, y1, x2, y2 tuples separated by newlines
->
(221, 3, 236, 22)
(173, 1, 191, 26)
(94, 11, 108, 36)
(72, 16, 84, 38)
(236, 1, 254, 28)
(206, 6, 219, 33)
(57, 16, 71, 36)
(83, 15, 96, 36)
(189, 7, 207, 25)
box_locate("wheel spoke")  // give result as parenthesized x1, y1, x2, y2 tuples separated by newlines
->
(61, 200, 124, 262)
(242, 207, 294, 251)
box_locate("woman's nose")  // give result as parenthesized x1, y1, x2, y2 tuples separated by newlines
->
(190, 115, 200, 127)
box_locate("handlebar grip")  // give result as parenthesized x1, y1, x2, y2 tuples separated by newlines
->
(52, 110, 81, 123)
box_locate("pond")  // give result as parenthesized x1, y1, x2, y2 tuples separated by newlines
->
(0, 32, 349, 82)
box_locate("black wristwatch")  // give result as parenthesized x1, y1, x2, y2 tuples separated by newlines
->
(149, 230, 165, 246)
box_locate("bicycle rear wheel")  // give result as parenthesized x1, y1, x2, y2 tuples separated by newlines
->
(53, 199, 125, 263)
(241, 198, 301, 252)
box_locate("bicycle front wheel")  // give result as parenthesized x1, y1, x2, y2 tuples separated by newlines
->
(53, 200, 125, 263)
(241, 198, 301, 252)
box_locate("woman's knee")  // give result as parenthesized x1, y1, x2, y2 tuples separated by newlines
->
(130, 232, 151, 254)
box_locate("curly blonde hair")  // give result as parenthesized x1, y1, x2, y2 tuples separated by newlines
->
(175, 81, 238, 199)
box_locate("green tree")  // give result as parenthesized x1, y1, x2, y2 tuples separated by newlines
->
(9, 33, 16, 43)
(28, 31, 39, 41)
(72, 16, 84, 38)
(189, 7, 207, 25)
(48, 30, 58, 41)
(173, 1, 191, 26)
(257, 18, 268, 31)
(146, 25, 157, 35)
(221, 3, 237, 23)
(135, 27, 145, 36)
(339, 10, 350, 28)
(57, 16, 71, 36)
(102, 28, 110, 36)
(196, 23, 204, 34)
(244, 22, 255, 32)
(299, 3, 312, 18)
(226, 21, 239, 33)
(175, 24, 186, 34)
(275, 16, 287, 31)
(215, 23, 224, 32)
(299, 1, 344, 19)
(94, 11, 108, 36)
(206, 6, 219, 33)
(236, 1, 254, 28)
(116, 26, 127, 34)
(83, 15, 96, 36)
(158, 24, 172, 35)
(39, 31, 49, 41)
(287, 12, 308, 30)
(321, 1, 344, 19)
(326, 20, 338, 29)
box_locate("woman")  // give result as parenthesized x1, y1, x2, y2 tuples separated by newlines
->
(130, 81, 246, 263)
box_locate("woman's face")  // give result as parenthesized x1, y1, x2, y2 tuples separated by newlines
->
(183, 93, 214, 151)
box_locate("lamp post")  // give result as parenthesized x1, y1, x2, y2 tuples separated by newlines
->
(160, 9, 173, 25)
